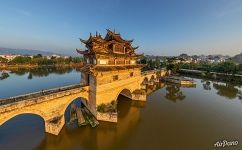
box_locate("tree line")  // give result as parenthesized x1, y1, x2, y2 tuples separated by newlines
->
(139, 56, 242, 75)
(179, 61, 242, 75)
(0, 54, 83, 65)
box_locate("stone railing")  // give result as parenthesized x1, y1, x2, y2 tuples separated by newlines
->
(141, 69, 161, 75)
(0, 84, 87, 106)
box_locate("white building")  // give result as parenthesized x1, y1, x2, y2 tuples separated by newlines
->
(0, 54, 20, 61)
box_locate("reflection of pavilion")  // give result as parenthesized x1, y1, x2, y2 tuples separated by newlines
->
(95, 95, 142, 150)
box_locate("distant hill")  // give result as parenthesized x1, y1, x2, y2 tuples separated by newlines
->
(232, 52, 242, 63)
(0, 48, 64, 56)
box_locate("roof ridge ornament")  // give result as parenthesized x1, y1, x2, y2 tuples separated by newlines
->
(79, 38, 87, 44)
(77, 29, 140, 57)
(133, 46, 139, 50)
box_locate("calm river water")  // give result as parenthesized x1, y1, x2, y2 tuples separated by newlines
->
(0, 68, 242, 150)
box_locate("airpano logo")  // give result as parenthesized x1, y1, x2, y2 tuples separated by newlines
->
(214, 140, 239, 148)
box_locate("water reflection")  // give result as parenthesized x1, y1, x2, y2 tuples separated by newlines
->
(28, 72, 33, 79)
(10, 67, 76, 78)
(0, 68, 80, 99)
(201, 80, 211, 90)
(145, 82, 165, 95)
(0, 72, 10, 80)
(35, 95, 142, 150)
(0, 67, 80, 80)
(0, 114, 45, 150)
(213, 82, 241, 100)
(165, 84, 186, 102)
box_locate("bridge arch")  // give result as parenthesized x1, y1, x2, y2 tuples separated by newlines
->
(150, 75, 155, 81)
(0, 113, 45, 150)
(114, 88, 133, 102)
(0, 109, 46, 126)
(61, 96, 89, 122)
(142, 77, 149, 85)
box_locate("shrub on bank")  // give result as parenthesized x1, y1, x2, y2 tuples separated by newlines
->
(97, 100, 117, 113)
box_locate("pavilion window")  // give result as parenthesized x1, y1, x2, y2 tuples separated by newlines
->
(126, 60, 130, 64)
(99, 59, 108, 65)
(130, 60, 136, 64)
(86, 58, 90, 63)
(113, 44, 125, 54)
(116, 59, 124, 65)
(109, 60, 115, 65)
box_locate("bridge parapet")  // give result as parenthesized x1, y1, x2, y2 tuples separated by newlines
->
(141, 68, 166, 76)
(0, 84, 89, 113)
(0, 84, 87, 106)
(141, 68, 167, 78)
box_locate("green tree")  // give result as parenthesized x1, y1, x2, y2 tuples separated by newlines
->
(154, 57, 161, 68)
(216, 61, 237, 74)
(10, 56, 31, 64)
(238, 64, 242, 74)
(166, 57, 181, 74)
(140, 58, 147, 64)
(0, 57, 8, 63)
(72, 57, 83, 63)
(33, 54, 43, 58)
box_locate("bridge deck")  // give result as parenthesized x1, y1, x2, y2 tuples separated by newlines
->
(0, 84, 87, 106)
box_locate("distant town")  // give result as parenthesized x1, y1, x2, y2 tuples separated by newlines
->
(145, 54, 228, 63)
(0, 48, 83, 70)
(0, 52, 238, 63)
(0, 53, 70, 62)
(0, 47, 241, 63)
(141, 52, 242, 77)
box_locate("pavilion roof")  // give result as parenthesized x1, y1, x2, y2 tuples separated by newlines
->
(77, 29, 140, 57)
(104, 29, 133, 43)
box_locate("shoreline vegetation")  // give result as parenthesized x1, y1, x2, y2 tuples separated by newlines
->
(0, 54, 84, 70)
(178, 69, 242, 84)
(139, 56, 242, 84)
(0, 63, 83, 70)
(0, 65, 81, 81)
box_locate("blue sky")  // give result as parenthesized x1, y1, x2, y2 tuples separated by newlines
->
(0, 0, 242, 56)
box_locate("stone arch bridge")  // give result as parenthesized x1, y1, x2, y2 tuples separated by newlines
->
(0, 69, 166, 135)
